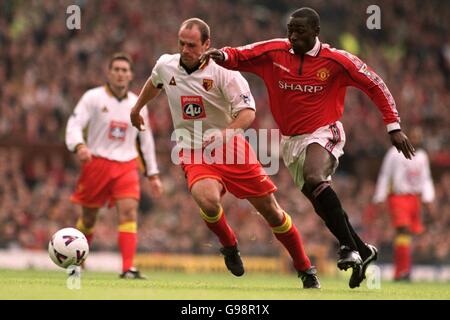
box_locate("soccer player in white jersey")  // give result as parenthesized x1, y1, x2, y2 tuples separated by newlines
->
(66, 53, 163, 279)
(130, 18, 320, 288)
(373, 127, 435, 281)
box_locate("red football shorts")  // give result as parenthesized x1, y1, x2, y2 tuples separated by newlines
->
(71, 156, 140, 208)
(388, 194, 423, 234)
(180, 135, 277, 199)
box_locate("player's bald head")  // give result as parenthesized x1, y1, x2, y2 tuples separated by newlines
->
(180, 18, 210, 44)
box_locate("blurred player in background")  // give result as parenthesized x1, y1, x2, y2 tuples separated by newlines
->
(65, 53, 163, 279)
(200, 7, 416, 288)
(130, 18, 320, 288)
(373, 127, 435, 281)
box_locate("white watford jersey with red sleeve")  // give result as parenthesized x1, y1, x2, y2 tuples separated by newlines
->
(373, 147, 435, 203)
(221, 38, 400, 136)
(65, 86, 159, 176)
(150, 54, 255, 148)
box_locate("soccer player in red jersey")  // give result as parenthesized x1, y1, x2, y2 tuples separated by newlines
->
(131, 18, 320, 288)
(66, 53, 163, 279)
(200, 8, 416, 288)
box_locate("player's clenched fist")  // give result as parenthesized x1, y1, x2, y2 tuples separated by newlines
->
(130, 107, 145, 131)
(76, 144, 92, 163)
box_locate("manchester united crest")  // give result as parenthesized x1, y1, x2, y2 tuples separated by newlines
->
(316, 68, 330, 81)
(202, 79, 213, 91)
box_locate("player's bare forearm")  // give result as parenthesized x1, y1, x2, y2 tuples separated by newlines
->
(134, 78, 160, 111)
(130, 78, 160, 131)
(228, 108, 255, 132)
(389, 130, 416, 160)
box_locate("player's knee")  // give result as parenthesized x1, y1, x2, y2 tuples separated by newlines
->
(119, 210, 137, 224)
(200, 202, 221, 217)
(303, 172, 325, 190)
(396, 226, 410, 235)
(195, 195, 221, 217)
(254, 198, 283, 225)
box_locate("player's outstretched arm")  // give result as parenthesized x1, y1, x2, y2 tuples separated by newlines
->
(389, 130, 415, 159)
(130, 77, 161, 131)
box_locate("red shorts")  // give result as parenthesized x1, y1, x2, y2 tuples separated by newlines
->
(180, 136, 277, 199)
(71, 156, 140, 208)
(388, 194, 423, 234)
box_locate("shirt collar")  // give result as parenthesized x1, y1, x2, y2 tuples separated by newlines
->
(104, 83, 128, 101)
(289, 37, 321, 57)
(178, 57, 205, 75)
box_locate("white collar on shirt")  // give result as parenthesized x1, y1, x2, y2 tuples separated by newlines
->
(289, 37, 321, 56)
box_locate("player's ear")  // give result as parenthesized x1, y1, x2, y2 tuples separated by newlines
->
(315, 25, 320, 36)
(204, 38, 211, 49)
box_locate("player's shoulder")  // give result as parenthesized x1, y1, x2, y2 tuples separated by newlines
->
(415, 148, 429, 159)
(385, 146, 400, 158)
(156, 53, 180, 66)
(127, 91, 139, 100)
(234, 38, 291, 52)
(208, 60, 248, 82)
(319, 43, 365, 69)
(83, 86, 107, 99)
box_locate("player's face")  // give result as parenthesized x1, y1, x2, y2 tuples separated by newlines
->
(287, 17, 319, 54)
(178, 26, 210, 68)
(108, 60, 133, 89)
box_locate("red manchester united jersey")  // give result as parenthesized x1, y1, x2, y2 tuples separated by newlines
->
(221, 38, 400, 136)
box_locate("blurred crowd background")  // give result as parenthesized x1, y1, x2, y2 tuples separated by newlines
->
(0, 0, 449, 265)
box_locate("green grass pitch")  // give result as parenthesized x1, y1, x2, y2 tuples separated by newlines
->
(0, 269, 448, 300)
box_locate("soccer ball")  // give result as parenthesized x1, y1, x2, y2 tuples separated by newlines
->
(48, 228, 89, 268)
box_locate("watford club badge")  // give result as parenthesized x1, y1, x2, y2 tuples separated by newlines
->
(169, 76, 177, 85)
(202, 79, 213, 91)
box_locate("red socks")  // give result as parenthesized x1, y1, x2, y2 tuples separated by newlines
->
(118, 222, 137, 272)
(394, 233, 411, 279)
(272, 212, 311, 272)
(200, 207, 237, 247)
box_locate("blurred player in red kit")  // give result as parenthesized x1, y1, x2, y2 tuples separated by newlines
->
(373, 127, 435, 281)
(201, 7, 416, 288)
(66, 53, 163, 279)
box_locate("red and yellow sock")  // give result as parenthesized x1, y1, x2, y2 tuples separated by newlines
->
(394, 233, 411, 279)
(271, 212, 311, 272)
(200, 207, 237, 247)
(118, 221, 137, 273)
(76, 218, 94, 245)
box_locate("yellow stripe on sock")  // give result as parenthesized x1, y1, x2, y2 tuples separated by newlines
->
(118, 221, 137, 233)
(395, 234, 411, 246)
(76, 218, 94, 236)
(200, 207, 223, 223)
(272, 212, 292, 234)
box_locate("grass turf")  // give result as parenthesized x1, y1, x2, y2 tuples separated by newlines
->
(0, 269, 448, 300)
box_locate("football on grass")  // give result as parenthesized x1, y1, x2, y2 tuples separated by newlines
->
(48, 228, 89, 268)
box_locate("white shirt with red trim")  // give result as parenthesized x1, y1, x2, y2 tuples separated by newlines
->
(373, 147, 435, 203)
(65, 86, 159, 176)
(150, 54, 255, 148)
